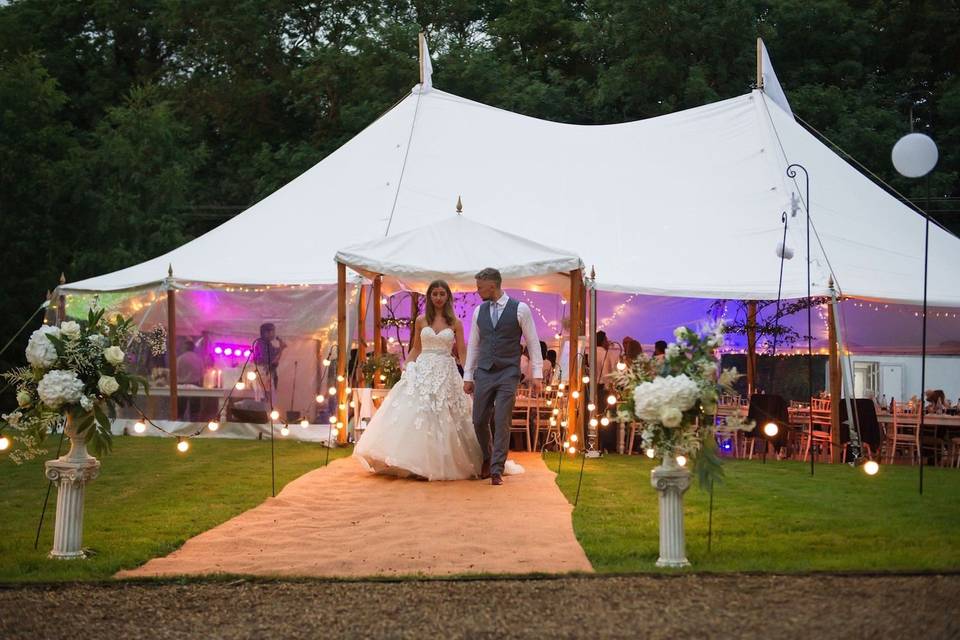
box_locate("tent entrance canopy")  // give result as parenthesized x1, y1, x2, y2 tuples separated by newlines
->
(335, 214, 584, 295)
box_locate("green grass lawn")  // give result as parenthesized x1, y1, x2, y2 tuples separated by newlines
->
(551, 452, 960, 573)
(0, 437, 351, 583)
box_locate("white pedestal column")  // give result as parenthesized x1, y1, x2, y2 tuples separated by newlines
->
(44, 421, 100, 559)
(650, 457, 691, 568)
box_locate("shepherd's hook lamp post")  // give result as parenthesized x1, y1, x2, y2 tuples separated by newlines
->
(892, 132, 938, 496)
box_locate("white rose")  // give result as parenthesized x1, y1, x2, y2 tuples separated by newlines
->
(665, 343, 680, 360)
(16, 390, 31, 407)
(104, 346, 125, 366)
(80, 395, 94, 412)
(60, 321, 82, 339)
(98, 375, 120, 396)
(37, 370, 85, 408)
(673, 326, 688, 340)
(660, 406, 683, 428)
(25, 326, 61, 369)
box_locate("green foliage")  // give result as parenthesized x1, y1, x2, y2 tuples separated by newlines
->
(357, 353, 402, 388)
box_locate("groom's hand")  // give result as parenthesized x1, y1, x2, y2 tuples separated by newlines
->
(463, 381, 475, 395)
(531, 378, 543, 395)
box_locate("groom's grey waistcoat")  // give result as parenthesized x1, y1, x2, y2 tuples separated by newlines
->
(476, 298, 522, 372)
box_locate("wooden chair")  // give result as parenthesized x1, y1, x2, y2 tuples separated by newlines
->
(625, 421, 643, 455)
(531, 392, 559, 450)
(884, 401, 920, 465)
(801, 398, 834, 462)
(510, 392, 533, 451)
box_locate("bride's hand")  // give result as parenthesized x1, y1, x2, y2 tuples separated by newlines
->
(463, 381, 474, 395)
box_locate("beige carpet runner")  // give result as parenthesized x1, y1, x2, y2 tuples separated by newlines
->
(117, 452, 593, 578)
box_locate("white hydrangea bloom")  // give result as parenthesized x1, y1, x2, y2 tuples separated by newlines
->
(25, 326, 61, 369)
(37, 370, 84, 408)
(665, 343, 680, 360)
(660, 406, 683, 428)
(633, 374, 700, 422)
(80, 395, 94, 412)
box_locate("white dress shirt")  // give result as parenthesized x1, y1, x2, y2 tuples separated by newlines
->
(464, 293, 543, 382)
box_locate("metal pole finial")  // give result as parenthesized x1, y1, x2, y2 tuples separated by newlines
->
(59, 272, 66, 285)
(168, 264, 173, 278)
(456, 195, 463, 214)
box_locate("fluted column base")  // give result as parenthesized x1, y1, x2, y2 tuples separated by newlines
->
(651, 461, 692, 568)
(45, 456, 100, 560)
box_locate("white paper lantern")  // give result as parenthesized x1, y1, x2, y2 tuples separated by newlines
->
(891, 133, 938, 178)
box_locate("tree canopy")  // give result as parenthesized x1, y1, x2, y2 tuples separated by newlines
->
(1, 0, 957, 374)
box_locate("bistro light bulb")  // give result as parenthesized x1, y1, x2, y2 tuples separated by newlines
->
(864, 460, 880, 476)
(0, 436, 9, 451)
(558, 391, 564, 398)
(177, 439, 189, 453)
(549, 418, 557, 427)
(388, 337, 395, 343)
(336, 375, 345, 382)
(587, 403, 596, 412)
(322, 359, 331, 367)
(552, 408, 560, 416)
(315, 394, 325, 403)
(616, 362, 627, 371)
(645, 448, 655, 459)
(300, 419, 309, 428)
(554, 333, 562, 340)
(582, 376, 590, 384)
(607, 394, 617, 405)
(338, 403, 347, 411)
(560, 420, 568, 428)
(331, 427, 339, 436)
(568, 446, 577, 455)
(207, 421, 219, 432)
(328, 386, 337, 395)
(134, 421, 146, 433)
(345, 387, 352, 395)
(563, 440, 570, 449)
(546, 399, 553, 406)
(763, 422, 779, 437)
(270, 410, 280, 421)
(600, 417, 610, 426)
(676, 455, 687, 467)
(572, 391, 580, 400)
(246, 371, 257, 381)
(329, 416, 337, 424)
(380, 375, 387, 381)
(235, 381, 246, 390)
(589, 418, 599, 427)
(570, 434, 578, 443)
(558, 383, 565, 391)
(280, 426, 290, 437)
(545, 385, 552, 393)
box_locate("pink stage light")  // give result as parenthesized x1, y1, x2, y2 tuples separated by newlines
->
(243, 349, 252, 357)
(214, 346, 223, 354)
(224, 348, 233, 356)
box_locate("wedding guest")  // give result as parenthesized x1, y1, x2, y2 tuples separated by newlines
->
(176, 340, 204, 420)
(252, 322, 286, 403)
(926, 389, 947, 414)
(653, 340, 667, 363)
(623, 337, 643, 366)
(540, 341, 554, 384)
(546, 349, 558, 383)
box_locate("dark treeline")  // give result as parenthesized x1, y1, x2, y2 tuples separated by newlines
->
(1, 0, 958, 374)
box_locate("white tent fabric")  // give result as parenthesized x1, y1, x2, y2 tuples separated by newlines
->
(335, 214, 582, 294)
(759, 39, 792, 116)
(63, 84, 960, 307)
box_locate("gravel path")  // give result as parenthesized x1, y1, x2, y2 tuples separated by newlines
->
(1, 574, 957, 639)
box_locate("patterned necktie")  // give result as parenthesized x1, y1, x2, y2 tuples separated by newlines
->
(491, 301, 500, 327)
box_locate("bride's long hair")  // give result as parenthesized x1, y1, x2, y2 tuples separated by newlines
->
(425, 280, 457, 329)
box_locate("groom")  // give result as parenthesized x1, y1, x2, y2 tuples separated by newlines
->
(464, 268, 543, 485)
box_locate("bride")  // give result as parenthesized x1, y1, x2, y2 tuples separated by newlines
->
(353, 279, 484, 480)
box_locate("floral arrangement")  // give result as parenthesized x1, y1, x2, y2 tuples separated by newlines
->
(358, 354, 402, 388)
(1, 309, 155, 462)
(610, 321, 753, 487)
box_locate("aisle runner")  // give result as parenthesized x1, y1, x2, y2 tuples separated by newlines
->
(117, 452, 593, 578)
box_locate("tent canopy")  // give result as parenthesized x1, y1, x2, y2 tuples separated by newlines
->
(335, 214, 582, 294)
(62, 81, 960, 306)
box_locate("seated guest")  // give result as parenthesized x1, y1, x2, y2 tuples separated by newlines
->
(539, 341, 554, 384)
(926, 389, 947, 414)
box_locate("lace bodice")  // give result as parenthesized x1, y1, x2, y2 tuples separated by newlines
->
(420, 326, 455, 355)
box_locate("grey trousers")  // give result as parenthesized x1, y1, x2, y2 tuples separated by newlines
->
(472, 366, 521, 476)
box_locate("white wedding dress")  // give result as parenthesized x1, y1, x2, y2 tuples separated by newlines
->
(353, 326, 483, 480)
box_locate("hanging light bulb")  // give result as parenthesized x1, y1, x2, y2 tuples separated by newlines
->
(763, 422, 779, 437)
(570, 434, 578, 443)
(645, 448, 655, 459)
(300, 419, 309, 428)
(563, 440, 570, 449)
(568, 446, 577, 455)
(572, 390, 580, 399)
(336, 375, 345, 382)
(338, 403, 347, 410)
(607, 394, 617, 405)
(864, 460, 880, 476)
(560, 420, 568, 428)
(549, 418, 557, 427)
(589, 418, 599, 427)
(545, 385, 552, 393)
(315, 394, 325, 403)
(379, 374, 387, 381)
(582, 375, 590, 384)
(328, 416, 337, 424)
(177, 439, 189, 453)
(616, 362, 627, 371)
(331, 427, 340, 437)
(328, 386, 337, 396)
(552, 408, 560, 416)
(345, 387, 352, 395)
(269, 410, 280, 421)
(558, 383, 565, 391)
(587, 403, 596, 412)
(546, 399, 553, 406)
(600, 417, 610, 427)
(676, 455, 687, 467)
(0, 435, 11, 451)
(133, 421, 146, 434)
(235, 381, 246, 390)
(280, 426, 290, 437)
(246, 371, 257, 381)
(322, 359, 331, 367)
(207, 421, 219, 432)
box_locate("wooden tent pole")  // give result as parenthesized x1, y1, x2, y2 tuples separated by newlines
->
(56, 273, 66, 326)
(567, 269, 582, 443)
(336, 262, 348, 443)
(407, 292, 420, 353)
(357, 284, 368, 369)
(746, 300, 758, 395)
(756, 37, 763, 89)
(827, 280, 842, 463)
(166, 265, 178, 420)
(418, 32, 425, 85)
(372, 276, 383, 387)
